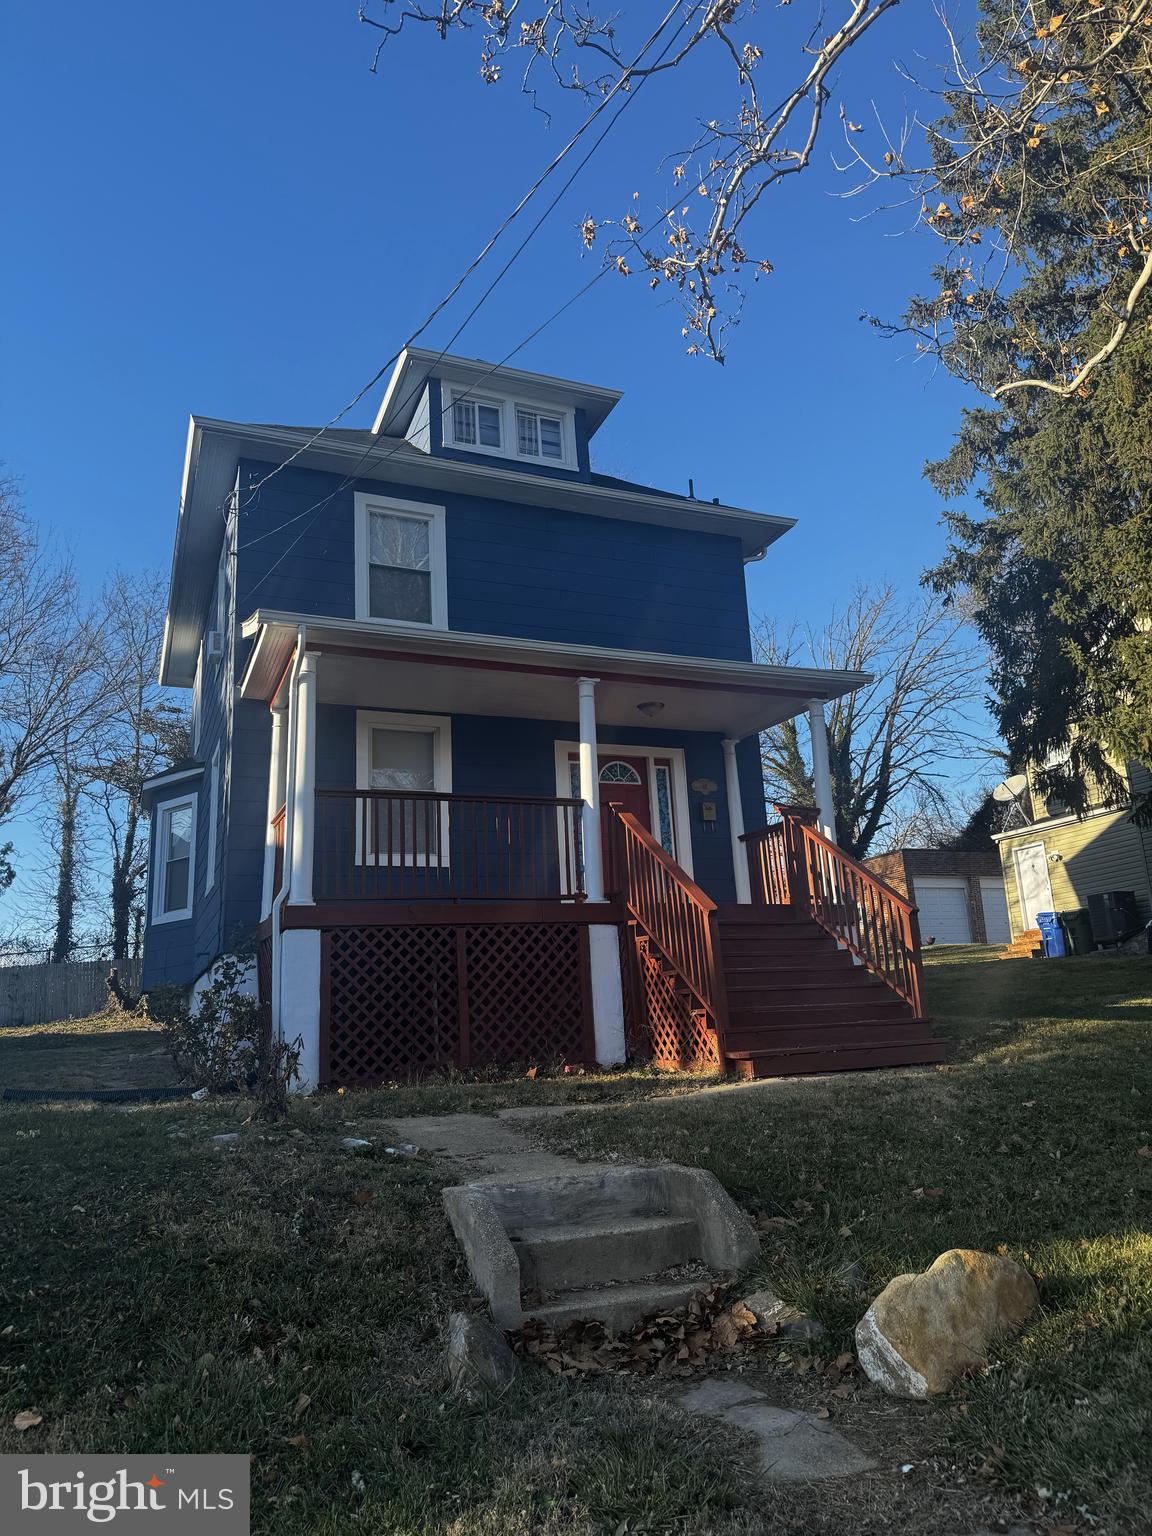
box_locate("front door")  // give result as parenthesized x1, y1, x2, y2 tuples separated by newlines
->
(569, 753, 653, 886)
(1013, 842, 1053, 932)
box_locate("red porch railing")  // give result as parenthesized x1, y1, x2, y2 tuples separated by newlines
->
(742, 806, 924, 1015)
(606, 805, 729, 1057)
(310, 789, 585, 903)
(271, 804, 287, 900)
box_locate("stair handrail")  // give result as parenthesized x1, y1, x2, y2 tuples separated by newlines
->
(606, 805, 730, 1058)
(771, 806, 925, 1015)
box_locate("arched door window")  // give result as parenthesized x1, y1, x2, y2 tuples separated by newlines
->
(599, 760, 642, 786)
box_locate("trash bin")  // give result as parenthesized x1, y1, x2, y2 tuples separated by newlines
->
(1060, 908, 1094, 955)
(1036, 911, 1067, 958)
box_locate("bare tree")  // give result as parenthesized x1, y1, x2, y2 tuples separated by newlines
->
(87, 571, 189, 959)
(359, 0, 899, 359)
(0, 475, 107, 872)
(756, 585, 987, 859)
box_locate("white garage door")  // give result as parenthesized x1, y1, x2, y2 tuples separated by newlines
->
(913, 879, 972, 944)
(979, 877, 1012, 945)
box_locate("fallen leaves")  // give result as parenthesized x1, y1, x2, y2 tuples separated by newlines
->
(293, 1391, 311, 1419)
(511, 1287, 769, 1380)
(13, 1410, 43, 1432)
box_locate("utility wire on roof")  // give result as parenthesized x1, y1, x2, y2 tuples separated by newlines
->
(236, 0, 694, 510)
(234, 7, 702, 600)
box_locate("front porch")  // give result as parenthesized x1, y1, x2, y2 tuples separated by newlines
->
(242, 613, 938, 1087)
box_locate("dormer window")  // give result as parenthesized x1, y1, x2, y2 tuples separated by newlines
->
(452, 393, 502, 450)
(445, 384, 574, 468)
(516, 406, 564, 461)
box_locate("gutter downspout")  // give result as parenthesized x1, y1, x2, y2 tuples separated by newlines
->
(270, 625, 307, 1045)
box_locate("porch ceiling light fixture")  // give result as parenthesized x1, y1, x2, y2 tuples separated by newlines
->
(636, 700, 665, 718)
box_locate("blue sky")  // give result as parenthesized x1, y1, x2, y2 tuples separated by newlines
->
(1, 3, 990, 926)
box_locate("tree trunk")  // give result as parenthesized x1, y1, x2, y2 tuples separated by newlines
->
(110, 800, 140, 961)
(50, 781, 79, 964)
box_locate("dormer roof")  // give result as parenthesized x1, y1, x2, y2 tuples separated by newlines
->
(371, 347, 624, 439)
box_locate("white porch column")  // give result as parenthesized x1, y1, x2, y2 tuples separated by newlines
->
(280, 929, 322, 1091)
(577, 676, 605, 903)
(722, 738, 752, 904)
(288, 652, 319, 904)
(575, 675, 625, 1063)
(808, 698, 836, 844)
(260, 703, 289, 919)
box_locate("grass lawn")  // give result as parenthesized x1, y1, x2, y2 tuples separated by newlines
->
(2, 949, 1150, 1533)
(0, 1010, 180, 1094)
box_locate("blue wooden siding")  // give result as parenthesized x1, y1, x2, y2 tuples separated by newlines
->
(236, 459, 752, 662)
(315, 705, 754, 903)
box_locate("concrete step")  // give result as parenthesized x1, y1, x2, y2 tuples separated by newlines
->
(727, 1037, 946, 1079)
(522, 1275, 717, 1336)
(512, 1213, 698, 1292)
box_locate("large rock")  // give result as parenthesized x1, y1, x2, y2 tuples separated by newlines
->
(855, 1249, 1038, 1399)
(445, 1312, 518, 1395)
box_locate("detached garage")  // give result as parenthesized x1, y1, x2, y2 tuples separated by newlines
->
(863, 847, 1009, 946)
(914, 878, 972, 944)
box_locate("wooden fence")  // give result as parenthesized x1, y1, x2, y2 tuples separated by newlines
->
(0, 958, 142, 1028)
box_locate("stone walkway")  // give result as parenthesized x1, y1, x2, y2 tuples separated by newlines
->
(383, 1110, 606, 1182)
(676, 1380, 877, 1481)
(389, 1105, 885, 1484)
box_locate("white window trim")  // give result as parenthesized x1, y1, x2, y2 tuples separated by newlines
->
(205, 746, 220, 892)
(443, 384, 576, 470)
(354, 710, 453, 867)
(353, 492, 448, 630)
(553, 740, 694, 879)
(151, 793, 198, 925)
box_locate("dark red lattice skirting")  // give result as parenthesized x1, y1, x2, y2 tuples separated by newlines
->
(628, 932, 719, 1070)
(321, 921, 596, 1084)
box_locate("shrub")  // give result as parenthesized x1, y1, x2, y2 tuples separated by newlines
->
(146, 950, 300, 1116)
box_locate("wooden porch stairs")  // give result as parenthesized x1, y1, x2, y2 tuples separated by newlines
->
(610, 802, 946, 1082)
(715, 904, 944, 1078)
(997, 926, 1044, 960)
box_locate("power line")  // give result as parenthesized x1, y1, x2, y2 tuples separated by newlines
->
(235, 8, 701, 597)
(238, 1, 693, 508)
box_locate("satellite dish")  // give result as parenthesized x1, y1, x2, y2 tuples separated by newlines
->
(992, 773, 1029, 803)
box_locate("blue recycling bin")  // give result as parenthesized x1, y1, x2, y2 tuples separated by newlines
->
(1036, 911, 1067, 958)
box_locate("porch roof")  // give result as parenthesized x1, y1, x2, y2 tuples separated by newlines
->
(239, 611, 869, 738)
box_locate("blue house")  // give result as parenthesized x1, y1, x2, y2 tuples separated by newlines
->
(142, 350, 941, 1088)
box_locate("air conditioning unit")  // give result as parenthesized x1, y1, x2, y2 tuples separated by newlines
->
(206, 630, 225, 662)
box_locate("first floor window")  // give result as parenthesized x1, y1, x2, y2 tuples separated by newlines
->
(452, 393, 502, 449)
(356, 494, 447, 628)
(356, 712, 452, 865)
(154, 798, 196, 921)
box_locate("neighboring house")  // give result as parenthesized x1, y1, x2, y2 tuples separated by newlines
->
(141, 349, 943, 1087)
(863, 848, 1010, 946)
(994, 759, 1152, 939)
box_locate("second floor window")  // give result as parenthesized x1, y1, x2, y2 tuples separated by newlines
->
(355, 493, 448, 629)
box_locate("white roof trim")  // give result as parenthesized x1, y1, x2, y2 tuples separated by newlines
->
(373, 346, 624, 438)
(141, 764, 204, 795)
(991, 802, 1129, 842)
(239, 609, 870, 709)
